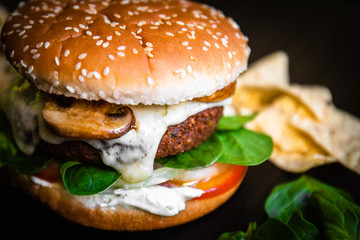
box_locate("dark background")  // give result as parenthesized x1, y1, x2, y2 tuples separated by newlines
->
(0, 0, 359, 239)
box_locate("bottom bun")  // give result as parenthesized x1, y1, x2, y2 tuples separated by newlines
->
(9, 169, 244, 231)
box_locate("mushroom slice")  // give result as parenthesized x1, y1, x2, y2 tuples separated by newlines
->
(42, 96, 135, 140)
(195, 81, 237, 103)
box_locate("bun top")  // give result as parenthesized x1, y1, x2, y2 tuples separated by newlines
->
(1, 0, 249, 105)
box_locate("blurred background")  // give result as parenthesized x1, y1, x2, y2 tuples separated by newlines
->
(0, 0, 359, 239)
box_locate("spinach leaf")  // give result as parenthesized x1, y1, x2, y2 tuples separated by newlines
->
(313, 190, 360, 240)
(156, 133, 223, 169)
(218, 128, 273, 166)
(252, 218, 300, 240)
(60, 161, 121, 196)
(218, 222, 256, 240)
(217, 114, 257, 131)
(265, 175, 353, 218)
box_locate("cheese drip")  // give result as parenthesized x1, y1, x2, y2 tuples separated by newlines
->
(3, 80, 229, 183)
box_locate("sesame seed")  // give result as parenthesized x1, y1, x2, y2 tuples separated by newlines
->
(10, 50, 15, 58)
(215, 43, 220, 49)
(93, 35, 100, 40)
(65, 27, 72, 30)
(73, 27, 79, 33)
(115, 31, 121, 36)
(18, 30, 26, 36)
(117, 46, 126, 50)
(93, 71, 101, 79)
(102, 42, 109, 48)
(150, 26, 158, 29)
(78, 53, 87, 60)
(106, 35, 112, 41)
(203, 46, 208, 51)
(81, 69, 87, 76)
(228, 51, 232, 59)
(204, 41, 211, 47)
(32, 53, 40, 59)
(78, 75, 85, 82)
(187, 46, 192, 50)
(108, 54, 115, 60)
(147, 76, 154, 86)
(36, 42, 43, 48)
(64, 49, 70, 57)
(187, 65, 192, 73)
(96, 40, 103, 46)
(23, 25, 32, 29)
(117, 52, 125, 57)
(30, 49, 38, 54)
(99, 91, 106, 98)
(144, 47, 153, 52)
(23, 45, 29, 52)
(146, 42, 153, 47)
(147, 52, 154, 58)
(29, 73, 36, 80)
(44, 42, 50, 49)
(132, 48, 138, 54)
(114, 13, 121, 18)
(79, 24, 86, 29)
(137, 28, 142, 34)
(20, 60, 27, 68)
(54, 71, 59, 80)
(137, 20, 146, 26)
(54, 57, 60, 66)
(86, 31, 92, 36)
(28, 65, 34, 73)
(75, 62, 81, 70)
(103, 66, 110, 76)
(119, 25, 126, 30)
(66, 86, 75, 93)
(227, 62, 231, 69)
(176, 21, 185, 26)
(13, 23, 21, 28)
(166, 32, 174, 37)
(182, 41, 189, 46)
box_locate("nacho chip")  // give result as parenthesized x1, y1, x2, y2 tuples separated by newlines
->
(233, 51, 360, 174)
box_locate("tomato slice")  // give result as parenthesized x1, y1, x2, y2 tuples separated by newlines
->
(33, 160, 61, 183)
(163, 163, 247, 200)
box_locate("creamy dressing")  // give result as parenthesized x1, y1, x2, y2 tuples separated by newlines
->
(84, 186, 203, 216)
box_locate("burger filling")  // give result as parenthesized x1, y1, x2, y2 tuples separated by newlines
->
(0, 76, 272, 216)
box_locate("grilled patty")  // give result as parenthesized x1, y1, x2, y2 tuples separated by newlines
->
(39, 106, 223, 164)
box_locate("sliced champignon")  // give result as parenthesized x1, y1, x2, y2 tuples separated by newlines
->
(194, 81, 237, 103)
(42, 96, 135, 140)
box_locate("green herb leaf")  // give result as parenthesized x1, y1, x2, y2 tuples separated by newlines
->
(156, 133, 223, 169)
(252, 218, 299, 240)
(218, 128, 273, 166)
(218, 222, 256, 240)
(60, 161, 121, 196)
(313, 190, 360, 240)
(265, 175, 353, 219)
(217, 114, 257, 131)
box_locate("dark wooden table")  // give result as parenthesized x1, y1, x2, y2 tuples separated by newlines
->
(1, 1, 359, 239)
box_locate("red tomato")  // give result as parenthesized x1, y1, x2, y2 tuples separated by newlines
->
(164, 163, 247, 200)
(33, 160, 61, 183)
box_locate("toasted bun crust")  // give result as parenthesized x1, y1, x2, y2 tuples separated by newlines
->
(1, 0, 249, 105)
(9, 169, 244, 231)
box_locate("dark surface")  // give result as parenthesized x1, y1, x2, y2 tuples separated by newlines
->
(1, 1, 360, 239)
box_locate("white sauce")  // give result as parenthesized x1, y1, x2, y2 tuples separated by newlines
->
(84, 186, 203, 216)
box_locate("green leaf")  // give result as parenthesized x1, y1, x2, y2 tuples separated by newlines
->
(156, 133, 223, 169)
(218, 128, 273, 166)
(265, 175, 353, 219)
(218, 222, 256, 240)
(217, 114, 257, 131)
(313, 190, 360, 240)
(283, 210, 320, 240)
(252, 218, 299, 240)
(60, 161, 121, 196)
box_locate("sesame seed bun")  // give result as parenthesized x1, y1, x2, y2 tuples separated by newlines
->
(9, 167, 245, 231)
(1, 0, 249, 105)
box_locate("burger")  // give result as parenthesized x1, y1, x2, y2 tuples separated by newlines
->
(0, 0, 272, 231)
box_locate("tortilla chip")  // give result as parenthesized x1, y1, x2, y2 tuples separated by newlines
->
(233, 51, 360, 174)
